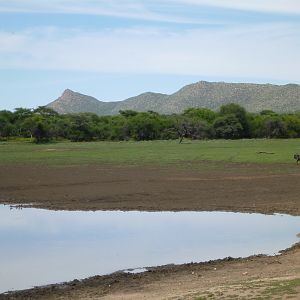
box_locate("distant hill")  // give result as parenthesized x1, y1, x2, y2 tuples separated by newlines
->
(46, 81, 300, 115)
(46, 89, 115, 115)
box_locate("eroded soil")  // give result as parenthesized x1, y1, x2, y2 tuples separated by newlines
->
(1, 161, 300, 215)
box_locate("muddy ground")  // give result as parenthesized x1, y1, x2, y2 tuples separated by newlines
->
(1, 161, 300, 214)
(1, 161, 300, 299)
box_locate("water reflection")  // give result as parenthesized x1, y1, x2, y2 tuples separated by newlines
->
(0, 205, 300, 293)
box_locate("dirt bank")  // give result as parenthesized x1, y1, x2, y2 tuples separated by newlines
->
(0, 161, 300, 215)
(2, 244, 300, 299)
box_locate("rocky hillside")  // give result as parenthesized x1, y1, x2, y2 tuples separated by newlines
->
(47, 89, 115, 115)
(47, 81, 300, 115)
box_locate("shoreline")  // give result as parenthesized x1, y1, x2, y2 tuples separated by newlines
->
(1, 162, 300, 215)
(1, 243, 300, 299)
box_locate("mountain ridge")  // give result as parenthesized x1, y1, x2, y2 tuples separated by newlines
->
(46, 81, 300, 115)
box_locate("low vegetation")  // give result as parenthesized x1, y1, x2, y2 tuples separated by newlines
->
(0, 104, 300, 143)
(194, 278, 300, 300)
(0, 139, 299, 165)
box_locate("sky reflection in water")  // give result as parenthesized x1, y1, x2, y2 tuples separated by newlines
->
(0, 205, 300, 293)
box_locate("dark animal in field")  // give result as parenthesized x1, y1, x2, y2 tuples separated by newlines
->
(294, 154, 300, 164)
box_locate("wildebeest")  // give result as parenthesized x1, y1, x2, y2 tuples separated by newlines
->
(294, 154, 300, 164)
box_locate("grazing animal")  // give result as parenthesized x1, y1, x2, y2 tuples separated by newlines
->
(294, 154, 300, 164)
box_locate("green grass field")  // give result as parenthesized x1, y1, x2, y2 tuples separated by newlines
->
(0, 139, 299, 166)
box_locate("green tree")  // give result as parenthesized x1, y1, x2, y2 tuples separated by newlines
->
(213, 114, 243, 139)
(128, 112, 162, 140)
(183, 108, 217, 123)
(109, 115, 130, 141)
(220, 103, 250, 137)
(34, 106, 58, 117)
(261, 117, 288, 138)
(0, 116, 13, 138)
(260, 110, 278, 116)
(68, 114, 97, 141)
(12, 108, 34, 136)
(13, 108, 33, 121)
(175, 116, 213, 143)
(282, 114, 300, 138)
(119, 110, 138, 118)
(33, 121, 51, 143)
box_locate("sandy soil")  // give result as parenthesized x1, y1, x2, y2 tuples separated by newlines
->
(1, 161, 300, 299)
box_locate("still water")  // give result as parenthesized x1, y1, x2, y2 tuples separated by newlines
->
(0, 204, 300, 293)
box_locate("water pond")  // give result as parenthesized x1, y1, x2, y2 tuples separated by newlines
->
(0, 205, 300, 293)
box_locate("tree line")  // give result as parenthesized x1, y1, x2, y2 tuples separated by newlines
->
(0, 104, 299, 143)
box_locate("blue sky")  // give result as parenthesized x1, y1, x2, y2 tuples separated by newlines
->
(0, 0, 299, 111)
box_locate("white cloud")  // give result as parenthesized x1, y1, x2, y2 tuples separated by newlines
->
(0, 0, 217, 24)
(0, 0, 300, 21)
(172, 0, 300, 15)
(0, 23, 299, 82)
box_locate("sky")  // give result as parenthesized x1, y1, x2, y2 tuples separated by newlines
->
(0, 0, 300, 111)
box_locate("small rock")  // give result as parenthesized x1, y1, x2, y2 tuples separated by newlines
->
(242, 272, 248, 276)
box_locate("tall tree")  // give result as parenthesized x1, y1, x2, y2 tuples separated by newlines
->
(213, 114, 243, 139)
(220, 103, 250, 137)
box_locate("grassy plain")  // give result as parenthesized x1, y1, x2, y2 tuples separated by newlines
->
(0, 139, 299, 166)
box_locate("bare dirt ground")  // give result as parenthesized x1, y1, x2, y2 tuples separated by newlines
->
(1, 161, 300, 299)
(1, 161, 300, 215)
